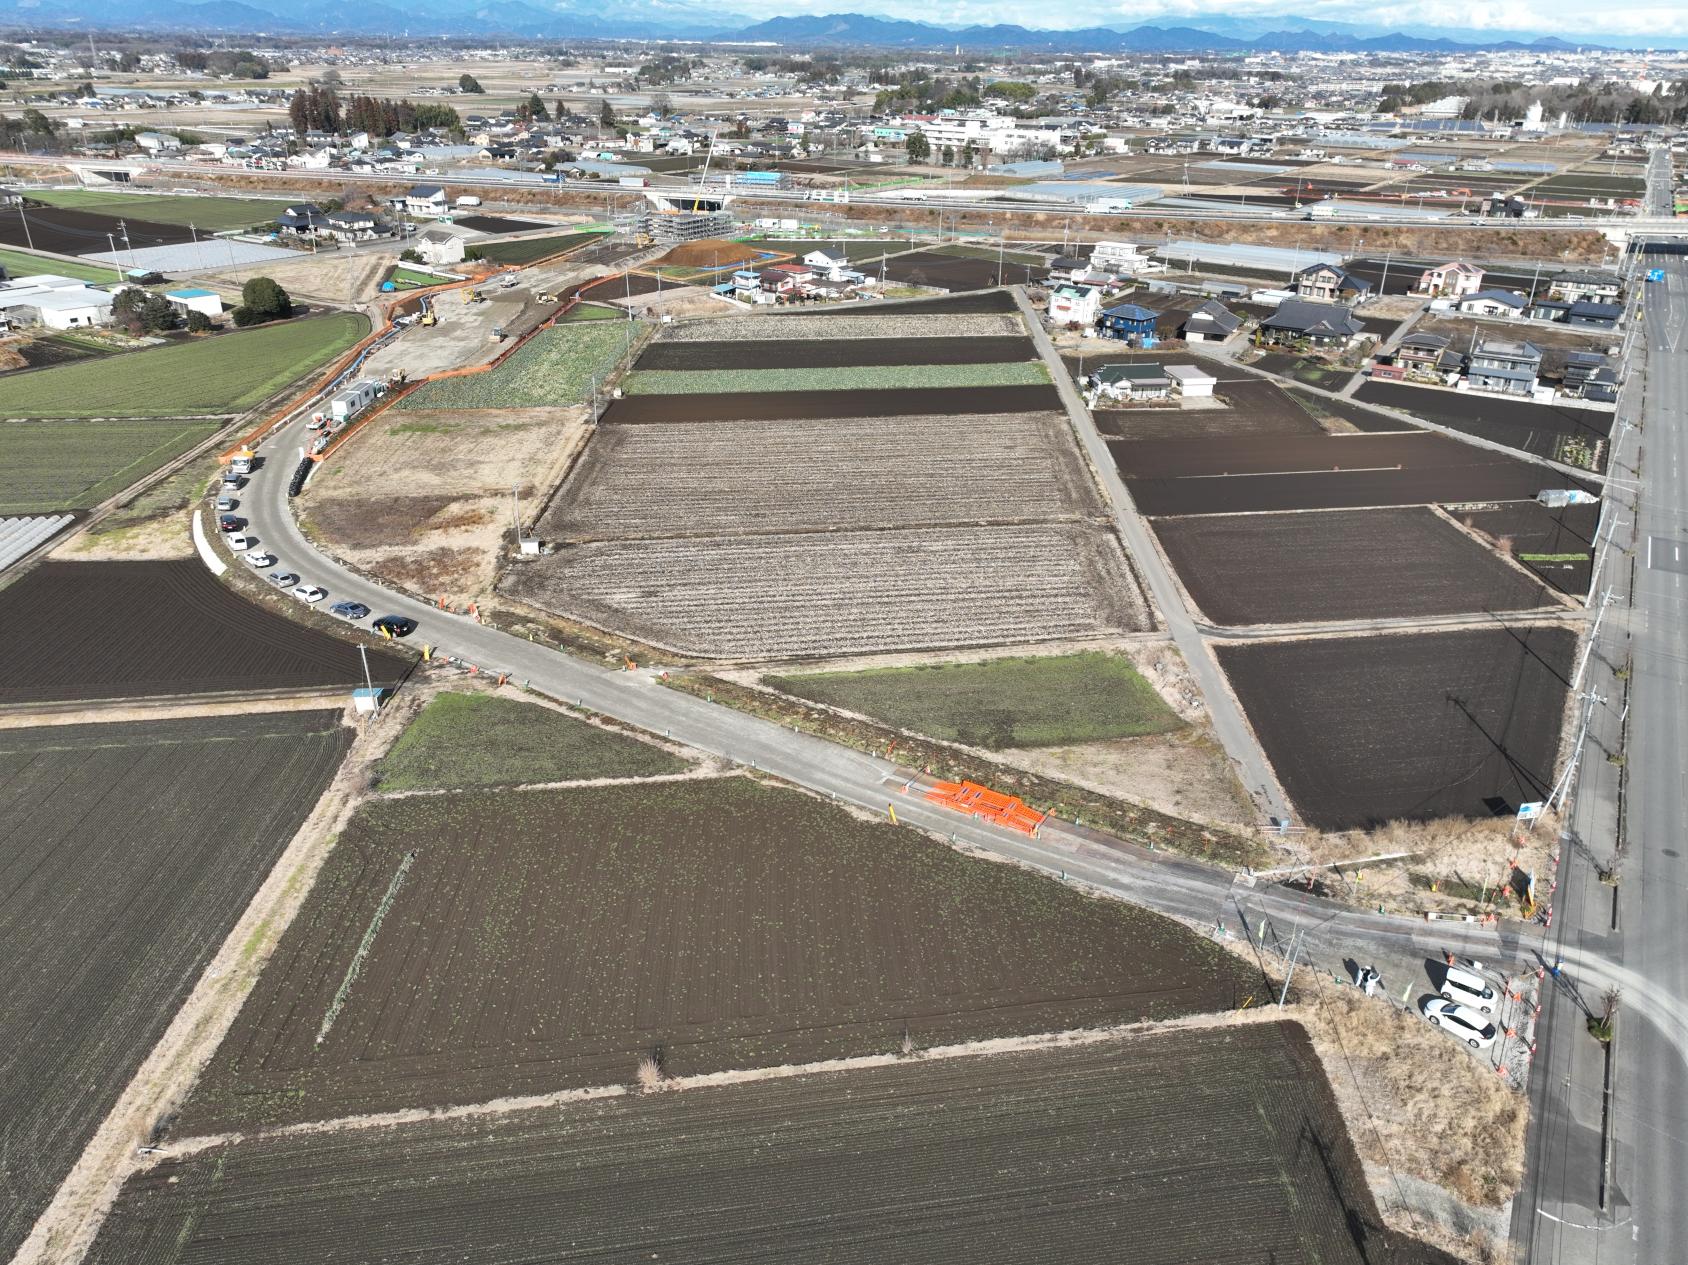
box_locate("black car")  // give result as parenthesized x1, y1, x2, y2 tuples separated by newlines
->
(372, 615, 417, 639)
(217, 514, 245, 533)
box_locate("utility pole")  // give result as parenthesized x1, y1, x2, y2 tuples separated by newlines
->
(1277, 924, 1305, 1008)
(1571, 588, 1615, 691)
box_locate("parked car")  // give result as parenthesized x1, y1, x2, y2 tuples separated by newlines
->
(372, 615, 417, 638)
(268, 571, 299, 588)
(226, 533, 253, 551)
(245, 550, 277, 568)
(221, 472, 243, 490)
(1440, 964, 1498, 1014)
(218, 515, 244, 533)
(1421, 999, 1497, 1049)
(216, 496, 238, 513)
(330, 601, 371, 621)
(293, 584, 327, 603)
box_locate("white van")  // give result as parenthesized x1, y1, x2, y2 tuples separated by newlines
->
(1440, 964, 1497, 1014)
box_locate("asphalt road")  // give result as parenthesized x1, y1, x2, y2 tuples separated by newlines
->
(1517, 223, 1688, 1265)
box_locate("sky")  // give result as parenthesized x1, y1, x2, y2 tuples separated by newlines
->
(734, 0, 1688, 40)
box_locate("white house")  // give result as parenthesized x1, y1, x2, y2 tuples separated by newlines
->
(0, 275, 115, 329)
(1166, 364, 1217, 398)
(163, 287, 222, 319)
(404, 184, 450, 217)
(1415, 261, 1484, 298)
(413, 227, 468, 266)
(1090, 240, 1156, 273)
(134, 131, 180, 153)
(1047, 283, 1102, 327)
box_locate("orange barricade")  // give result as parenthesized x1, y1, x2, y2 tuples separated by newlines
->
(923, 780, 1046, 836)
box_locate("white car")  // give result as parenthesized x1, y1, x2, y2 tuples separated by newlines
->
(1421, 998, 1497, 1049)
(293, 584, 327, 603)
(226, 533, 253, 551)
(216, 496, 238, 512)
(245, 550, 277, 568)
(1440, 964, 1498, 1014)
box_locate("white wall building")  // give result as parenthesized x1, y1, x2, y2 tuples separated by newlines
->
(905, 112, 1067, 157)
(1047, 283, 1102, 326)
(0, 274, 115, 329)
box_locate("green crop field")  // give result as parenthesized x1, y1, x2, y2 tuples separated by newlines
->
(0, 313, 369, 418)
(474, 231, 607, 266)
(0, 245, 116, 284)
(388, 266, 452, 290)
(399, 323, 636, 410)
(28, 189, 291, 232)
(624, 361, 1049, 395)
(0, 416, 224, 512)
(561, 303, 624, 322)
(376, 691, 688, 791)
(767, 652, 1185, 749)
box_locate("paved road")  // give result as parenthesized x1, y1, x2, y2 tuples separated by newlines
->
(1516, 213, 1688, 1265)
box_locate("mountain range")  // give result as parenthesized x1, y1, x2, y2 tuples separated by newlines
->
(0, 0, 1674, 51)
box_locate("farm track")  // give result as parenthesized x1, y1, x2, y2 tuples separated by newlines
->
(542, 412, 1099, 540)
(0, 711, 352, 1262)
(178, 777, 1253, 1133)
(88, 1023, 1457, 1265)
(0, 560, 408, 704)
(636, 335, 1037, 370)
(505, 523, 1148, 659)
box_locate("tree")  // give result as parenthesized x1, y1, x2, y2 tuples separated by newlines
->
(650, 91, 672, 118)
(20, 108, 55, 135)
(522, 93, 550, 123)
(905, 130, 930, 163)
(185, 309, 214, 333)
(112, 287, 180, 334)
(459, 73, 484, 93)
(940, 143, 954, 166)
(232, 276, 292, 327)
(599, 98, 615, 127)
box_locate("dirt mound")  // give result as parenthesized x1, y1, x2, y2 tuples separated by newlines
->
(657, 239, 761, 269)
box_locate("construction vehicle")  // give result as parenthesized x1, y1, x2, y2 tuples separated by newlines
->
(536, 292, 557, 304)
(491, 325, 507, 342)
(462, 288, 482, 304)
(420, 311, 438, 327)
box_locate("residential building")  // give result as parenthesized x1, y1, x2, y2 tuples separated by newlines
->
(1180, 298, 1240, 343)
(1259, 299, 1362, 347)
(1567, 300, 1622, 330)
(413, 226, 468, 266)
(323, 210, 385, 242)
(1165, 364, 1217, 397)
(1526, 297, 1572, 323)
(1468, 339, 1542, 396)
(1550, 271, 1622, 304)
(1458, 289, 1527, 319)
(1561, 351, 1619, 402)
(1090, 240, 1156, 273)
(1089, 362, 1172, 402)
(1415, 260, 1485, 298)
(1395, 331, 1455, 374)
(1293, 262, 1371, 305)
(1047, 283, 1102, 327)
(404, 184, 450, 217)
(1096, 302, 1160, 343)
(276, 203, 330, 235)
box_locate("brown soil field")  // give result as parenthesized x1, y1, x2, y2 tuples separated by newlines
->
(655, 237, 763, 268)
(540, 412, 1095, 541)
(814, 288, 1022, 315)
(205, 252, 394, 306)
(636, 334, 1036, 370)
(880, 250, 1048, 291)
(1115, 431, 1592, 516)
(1154, 507, 1561, 625)
(92, 1023, 1457, 1265)
(582, 271, 688, 301)
(0, 204, 193, 256)
(504, 523, 1148, 659)
(450, 214, 550, 234)
(0, 560, 409, 704)
(1218, 625, 1575, 829)
(1094, 377, 1327, 442)
(302, 406, 588, 602)
(603, 383, 1062, 424)
(661, 312, 1024, 342)
(1451, 500, 1598, 597)
(0, 711, 351, 1262)
(1355, 381, 1613, 471)
(1289, 388, 1422, 434)
(179, 776, 1260, 1132)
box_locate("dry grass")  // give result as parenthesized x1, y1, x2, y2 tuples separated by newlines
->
(634, 1054, 666, 1093)
(1293, 982, 1526, 1211)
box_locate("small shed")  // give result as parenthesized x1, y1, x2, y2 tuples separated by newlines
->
(1166, 364, 1217, 398)
(329, 379, 384, 423)
(165, 287, 222, 318)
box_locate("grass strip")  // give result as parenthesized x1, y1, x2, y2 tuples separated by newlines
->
(1518, 552, 1590, 562)
(0, 244, 116, 284)
(623, 361, 1048, 395)
(316, 850, 415, 1044)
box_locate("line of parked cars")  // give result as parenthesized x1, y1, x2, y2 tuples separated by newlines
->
(1418, 963, 1501, 1050)
(214, 443, 417, 640)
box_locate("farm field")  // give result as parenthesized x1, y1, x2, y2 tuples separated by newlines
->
(749, 236, 907, 261)
(583, 270, 694, 302)
(0, 203, 195, 255)
(507, 523, 1145, 658)
(0, 711, 351, 1262)
(1092, 377, 1327, 442)
(0, 560, 408, 704)
(1219, 625, 1575, 829)
(659, 311, 1024, 341)
(0, 313, 370, 418)
(397, 323, 636, 410)
(1355, 380, 1613, 470)
(878, 249, 1045, 291)
(814, 288, 1022, 316)
(1288, 387, 1421, 433)
(0, 244, 117, 284)
(451, 215, 552, 235)
(376, 691, 688, 790)
(25, 189, 290, 232)
(544, 412, 1095, 539)
(637, 334, 1036, 370)
(180, 776, 1259, 1131)
(0, 416, 223, 513)
(767, 651, 1183, 749)
(1153, 507, 1561, 625)
(602, 383, 1061, 423)
(1451, 500, 1598, 597)
(301, 404, 587, 599)
(623, 361, 1049, 394)
(471, 230, 606, 265)
(89, 1023, 1458, 1265)
(1115, 431, 1592, 516)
